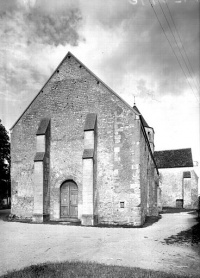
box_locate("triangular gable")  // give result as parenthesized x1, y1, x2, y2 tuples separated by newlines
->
(10, 51, 139, 130)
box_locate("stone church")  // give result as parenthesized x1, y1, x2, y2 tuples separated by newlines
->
(10, 52, 160, 226)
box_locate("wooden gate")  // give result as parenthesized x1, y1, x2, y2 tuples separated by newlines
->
(60, 181, 78, 218)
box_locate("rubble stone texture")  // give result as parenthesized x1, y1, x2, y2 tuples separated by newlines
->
(11, 52, 159, 225)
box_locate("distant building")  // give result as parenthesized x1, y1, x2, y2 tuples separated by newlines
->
(154, 148, 198, 209)
(10, 52, 159, 226)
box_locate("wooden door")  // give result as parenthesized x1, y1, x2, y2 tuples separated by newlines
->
(60, 181, 78, 218)
(176, 199, 183, 208)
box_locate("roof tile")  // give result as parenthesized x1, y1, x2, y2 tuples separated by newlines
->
(154, 148, 193, 168)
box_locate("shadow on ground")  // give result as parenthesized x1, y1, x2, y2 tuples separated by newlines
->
(4, 211, 161, 228)
(161, 208, 200, 252)
(160, 207, 196, 214)
(164, 218, 200, 246)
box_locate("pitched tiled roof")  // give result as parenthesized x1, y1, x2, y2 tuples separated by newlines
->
(154, 148, 193, 169)
(133, 105, 149, 127)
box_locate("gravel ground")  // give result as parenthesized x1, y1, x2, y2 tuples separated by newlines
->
(0, 210, 200, 277)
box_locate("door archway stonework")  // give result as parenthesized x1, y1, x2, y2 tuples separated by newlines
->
(60, 180, 78, 218)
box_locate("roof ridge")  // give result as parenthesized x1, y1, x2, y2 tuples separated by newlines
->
(155, 148, 192, 152)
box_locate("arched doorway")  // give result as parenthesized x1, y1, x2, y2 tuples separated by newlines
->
(60, 180, 78, 218)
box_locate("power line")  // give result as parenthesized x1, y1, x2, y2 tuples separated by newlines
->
(158, 0, 199, 94)
(165, 1, 200, 89)
(149, 0, 199, 102)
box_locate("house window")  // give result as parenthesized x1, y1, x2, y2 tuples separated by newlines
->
(120, 202, 125, 208)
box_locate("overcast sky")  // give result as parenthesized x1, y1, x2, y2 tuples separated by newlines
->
(0, 0, 199, 174)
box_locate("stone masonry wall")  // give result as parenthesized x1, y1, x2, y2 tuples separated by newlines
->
(147, 164, 159, 216)
(43, 124, 50, 215)
(159, 167, 198, 209)
(11, 53, 144, 225)
(140, 127, 148, 224)
(140, 129, 158, 223)
(191, 170, 199, 209)
(11, 127, 34, 218)
(160, 168, 184, 208)
(102, 107, 141, 225)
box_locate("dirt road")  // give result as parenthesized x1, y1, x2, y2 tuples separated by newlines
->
(0, 210, 200, 276)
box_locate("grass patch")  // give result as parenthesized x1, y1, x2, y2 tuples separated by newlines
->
(1, 261, 198, 278)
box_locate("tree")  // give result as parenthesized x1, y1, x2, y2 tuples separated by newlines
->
(0, 120, 10, 204)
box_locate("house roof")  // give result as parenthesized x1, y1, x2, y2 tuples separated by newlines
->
(133, 105, 149, 127)
(154, 148, 193, 169)
(132, 105, 158, 173)
(10, 51, 140, 130)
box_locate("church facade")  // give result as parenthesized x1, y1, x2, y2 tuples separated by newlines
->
(10, 52, 159, 226)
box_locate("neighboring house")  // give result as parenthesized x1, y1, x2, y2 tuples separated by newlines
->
(10, 52, 159, 226)
(154, 148, 199, 209)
